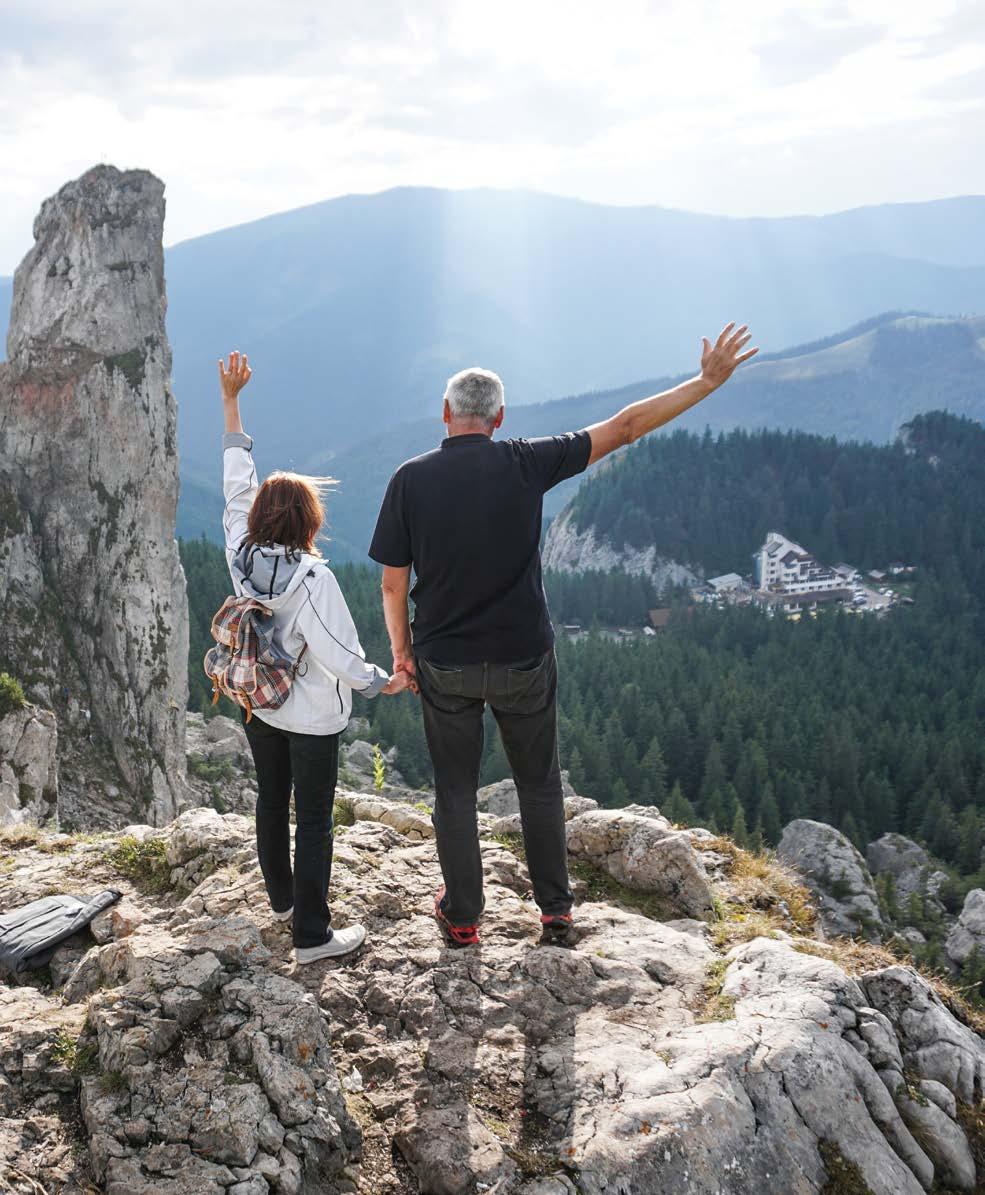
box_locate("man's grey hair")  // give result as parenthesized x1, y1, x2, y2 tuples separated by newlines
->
(444, 367, 505, 423)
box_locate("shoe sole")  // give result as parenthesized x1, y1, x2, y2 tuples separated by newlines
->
(272, 907, 293, 922)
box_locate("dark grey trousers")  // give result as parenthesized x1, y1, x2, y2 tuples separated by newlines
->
(416, 650, 573, 926)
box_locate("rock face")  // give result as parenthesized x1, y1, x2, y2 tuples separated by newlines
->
(0, 700, 58, 825)
(0, 165, 188, 827)
(185, 711, 259, 816)
(945, 889, 985, 970)
(778, 818, 885, 941)
(2, 802, 985, 1194)
(186, 712, 252, 771)
(867, 833, 947, 918)
(542, 506, 701, 588)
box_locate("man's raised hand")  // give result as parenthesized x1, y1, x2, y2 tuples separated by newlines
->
(700, 324, 758, 389)
(219, 350, 252, 402)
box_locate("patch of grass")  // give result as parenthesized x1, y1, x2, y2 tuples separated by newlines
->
(97, 1070, 129, 1096)
(51, 1030, 99, 1078)
(333, 796, 355, 828)
(702, 837, 816, 936)
(710, 902, 784, 951)
(569, 858, 678, 922)
(35, 836, 77, 854)
(819, 1139, 874, 1194)
(187, 754, 237, 785)
(694, 957, 737, 1023)
(107, 835, 171, 894)
(954, 1102, 985, 1181)
(0, 671, 26, 717)
(484, 1115, 511, 1139)
(901, 1070, 930, 1107)
(0, 824, 41, 850)
(490, 832, 526, 860)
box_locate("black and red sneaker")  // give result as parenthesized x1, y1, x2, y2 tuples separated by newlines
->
(434, 887, 480, 948)
(540, 912, 576, 947)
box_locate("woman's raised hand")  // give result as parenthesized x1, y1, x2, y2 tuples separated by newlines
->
(219, 351, 252, 402)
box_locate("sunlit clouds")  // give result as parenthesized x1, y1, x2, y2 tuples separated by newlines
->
(0, 0, 983, 270)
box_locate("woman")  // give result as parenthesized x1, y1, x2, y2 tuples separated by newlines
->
(219, 350, 409, 964)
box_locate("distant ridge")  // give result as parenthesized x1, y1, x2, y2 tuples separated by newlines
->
(177, 311, 985, 557)
(153, 187, 985, 474)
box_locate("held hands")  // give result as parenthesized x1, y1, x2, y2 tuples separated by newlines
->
(219, 350, 252, 402)
(381, 671, 415, 696)
(700, 324, 758, 390)
(387, 652, 419, 696)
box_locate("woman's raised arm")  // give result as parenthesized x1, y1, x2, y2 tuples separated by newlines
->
(220, 351, 258, 558)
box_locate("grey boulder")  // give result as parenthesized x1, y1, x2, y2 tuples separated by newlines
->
(778, 819, 884, 941)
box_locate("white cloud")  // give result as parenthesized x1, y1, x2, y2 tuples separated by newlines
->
(0, 0, 983, 272)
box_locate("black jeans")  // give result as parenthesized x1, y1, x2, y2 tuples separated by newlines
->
(416, 649, 573, 926)
(242, 714, 339, 948)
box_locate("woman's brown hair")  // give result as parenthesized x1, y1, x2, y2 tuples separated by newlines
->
(247, 471, 336, 555)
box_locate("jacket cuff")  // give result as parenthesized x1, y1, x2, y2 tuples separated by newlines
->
(361, 666, 390, 699)
(223, 431, 254, 450)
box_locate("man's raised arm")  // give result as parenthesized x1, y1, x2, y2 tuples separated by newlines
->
(584, 323, 757, 465)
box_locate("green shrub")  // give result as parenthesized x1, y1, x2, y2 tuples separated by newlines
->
(0, 673, 26, 719)
(51, 1030, 99, 1077)
(187, 754, 237, 785)
(333, 796, 355, 828)
(107, 835, 171, 894)
(372, 745, 386, 792)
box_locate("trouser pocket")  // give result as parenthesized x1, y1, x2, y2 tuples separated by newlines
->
(505, 650, 555, 707)
(417, 657, 467, 697)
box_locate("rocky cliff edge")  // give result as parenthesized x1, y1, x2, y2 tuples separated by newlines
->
(2, 794, 984, 1195)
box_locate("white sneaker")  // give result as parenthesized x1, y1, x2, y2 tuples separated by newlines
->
(295, 925, 366, 964)
(272, 906, 293, 922)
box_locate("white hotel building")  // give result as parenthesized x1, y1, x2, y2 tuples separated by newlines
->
(753, 532, 847, 600)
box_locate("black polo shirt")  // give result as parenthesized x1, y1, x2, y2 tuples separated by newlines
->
(369, 431, 592, 664)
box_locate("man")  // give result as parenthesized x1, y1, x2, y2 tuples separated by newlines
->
(369, 324, 757, 947)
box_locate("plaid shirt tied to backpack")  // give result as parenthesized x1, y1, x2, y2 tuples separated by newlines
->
(204, 596, 307, 722)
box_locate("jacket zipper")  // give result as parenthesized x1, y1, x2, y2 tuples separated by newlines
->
(336, 678, 343, 716)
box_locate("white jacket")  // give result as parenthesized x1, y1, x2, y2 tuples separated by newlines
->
(222, 431, 388, 735)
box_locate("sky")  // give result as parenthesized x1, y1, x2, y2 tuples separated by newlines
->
(1, 0, 984, 272)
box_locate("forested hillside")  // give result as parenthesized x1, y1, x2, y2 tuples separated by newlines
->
(179, 410, 985, 899)
(567, 411, 985, 592)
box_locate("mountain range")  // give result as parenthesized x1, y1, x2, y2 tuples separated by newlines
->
(177, 309, 985, 559)
(2, 186, 984, 555)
